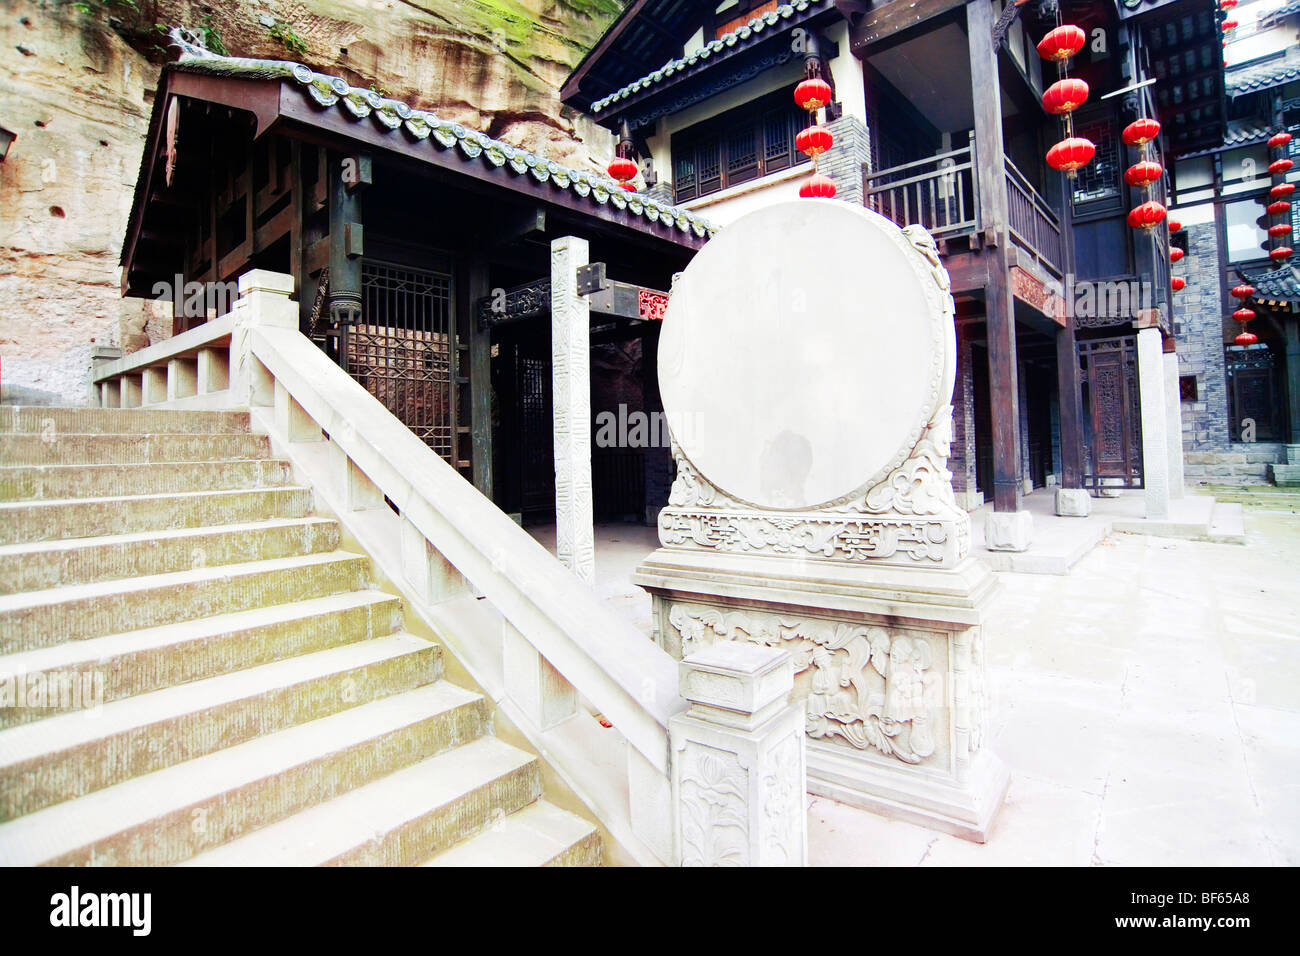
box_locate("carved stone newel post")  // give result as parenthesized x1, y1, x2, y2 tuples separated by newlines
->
(635, 200, 1010, 841)
(671, 642, 806, 867)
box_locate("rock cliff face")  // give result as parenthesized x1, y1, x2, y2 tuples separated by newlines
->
(0, 0, 623, 404)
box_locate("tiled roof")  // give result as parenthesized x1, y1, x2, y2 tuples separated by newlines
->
(1226, 50, 1300, 96)
(590, 0, 824, 114)
(1243, 263, 1300, 302)
(1258, 0, 1300, 27)
(167, 30, 718, 238)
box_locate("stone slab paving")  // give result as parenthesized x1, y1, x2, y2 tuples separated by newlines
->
(532, 494, 1300, 866)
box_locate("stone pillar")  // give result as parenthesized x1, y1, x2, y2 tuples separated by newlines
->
(229, 271, 298, 407)
(1137, 326, 1170, 519)
(550, 236, 596, 586)
(502, 617, 577, 731)
(670, 642, 806, 867)
(89, 346, 123, 406)
(1164, 348, 1185, 499)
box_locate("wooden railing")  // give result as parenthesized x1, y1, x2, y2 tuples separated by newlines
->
(863, 146, 978, 238)
(1004, 156, 1064, 277)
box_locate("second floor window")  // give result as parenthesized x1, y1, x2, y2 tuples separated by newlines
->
(672, 90, 809, 204)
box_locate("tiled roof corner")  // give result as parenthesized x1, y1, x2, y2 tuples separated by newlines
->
(1243, 263, 1300, 302)
(1226, 49, 1300, 96)
(165, 28, 719, 239)
(590, 0, 823, 114)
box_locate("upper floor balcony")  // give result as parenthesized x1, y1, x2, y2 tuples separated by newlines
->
(862, 144, 1065, 281)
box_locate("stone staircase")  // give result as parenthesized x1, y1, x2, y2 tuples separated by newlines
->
(0, 406, 601, 866)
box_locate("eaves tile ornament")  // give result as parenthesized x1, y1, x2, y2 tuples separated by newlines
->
(590, 0, 823, 114)
(166, 27, 717, 239)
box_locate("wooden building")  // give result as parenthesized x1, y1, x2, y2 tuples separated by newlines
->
(564, 0, 1228, 530)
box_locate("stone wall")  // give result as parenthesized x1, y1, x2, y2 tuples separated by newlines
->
(820, 113, 870, 207)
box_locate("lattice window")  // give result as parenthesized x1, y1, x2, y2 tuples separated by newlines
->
(1072, 115, 1121, 205)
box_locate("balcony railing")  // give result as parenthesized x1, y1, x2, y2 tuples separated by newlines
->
(863, 146, 978, 238)
(862, 147, 1065, 278)
(1004, 156, 1064, 278)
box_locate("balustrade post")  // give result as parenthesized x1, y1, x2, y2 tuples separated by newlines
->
(230, 270, 297, 408)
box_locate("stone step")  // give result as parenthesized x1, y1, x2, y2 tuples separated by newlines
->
(0, 407, 251, 436)
(1209, 501, 1247, 544)
(0, 632, 443, 821)
(0, 487, 312, 546)
(419, 801, 601, 867)
(0, 517, 339, 594)
(0, 459, 293, 502)
(0, 683, 488, 866)
(180, 736, 540, 866)
(0, 551, 372, 654)
(0, 590, 403, 728)
(0, 432, 270, 466)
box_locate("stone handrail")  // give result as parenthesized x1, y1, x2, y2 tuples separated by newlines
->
(89, 269, 808, 866)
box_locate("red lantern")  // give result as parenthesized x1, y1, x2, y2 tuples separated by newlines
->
(1127, 200, 1167, 230)
(1269, 132, 1293, 149)
(799, 173, 837, 199)
(1037, 25, 1085, 62)
(1171, 276, 1186, 292)
(1047, 137, 1095, 174)
(1042, 78, 1089, 114)
(1122, 118, 1162, 146)
(1233, 308, 1255, 323)
(619, 182, 637, 192)
(607, 156, 638, 183)
(1221, 0, 1237, 8)
(1222, 18, 1238, 30)
(1231, 284, 1255, 299)
(795, 125, 834, 157)
(794, 77, 833, 112)
(1170, 247, 1185, 263)
(1271, 183, 1296, 199)
(1268, 200, 1292, 215)
(1124, 161, 1164, 187)
(1268, 158, 1294, 175)
(1235, 331, 1258, 346)
(1269, 223, 1293, 238)
(1270, 246, 1293, 262)
(1168, 219, 1182, 233)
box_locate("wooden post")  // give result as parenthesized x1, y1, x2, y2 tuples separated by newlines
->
(967, 0, 1023, 515)
(467, 260, 494, 500)
(1055, 172, 1084, 490)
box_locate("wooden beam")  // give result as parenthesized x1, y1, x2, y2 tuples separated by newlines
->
(850, 0, 967, 54)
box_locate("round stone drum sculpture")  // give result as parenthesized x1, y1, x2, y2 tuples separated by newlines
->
(658, 199, 956, 512)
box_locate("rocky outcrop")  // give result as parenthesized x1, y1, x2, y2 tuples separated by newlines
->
(0, 0, 623, 405)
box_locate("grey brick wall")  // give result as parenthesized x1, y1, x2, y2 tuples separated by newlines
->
(951, 325, 977, 495)
(820, 114, 870, 206)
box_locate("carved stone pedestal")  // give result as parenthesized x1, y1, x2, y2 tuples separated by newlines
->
(1055, 487, 1091, 517)
(634, 549, 1009, 842)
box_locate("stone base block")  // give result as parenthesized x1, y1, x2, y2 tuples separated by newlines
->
(984, 510, 1033, 552)
(1287, 445, 1300, 466)
(1270, 464, 1300, 487)
(633, 548, 1008, 844)
(954, 489, 984, 511)
(1054, 488, 1091, 518)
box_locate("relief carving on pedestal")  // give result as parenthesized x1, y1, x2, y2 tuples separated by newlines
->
(678, 746, 749, 867)
(668, 605, 938, 765)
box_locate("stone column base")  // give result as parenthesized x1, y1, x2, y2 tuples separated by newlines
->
(985, 510, 1033, 551)
(1054, 488, 1091, 517)
(954, 489, 984, 511)
(632, 548, 1010, 843)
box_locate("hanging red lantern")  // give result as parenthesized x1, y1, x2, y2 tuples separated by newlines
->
(1270, 246, 1293, 261)
(607, 156, 638, 183)
(1124, 160, 1164, 187)
(1235, 331, 1258, 346)
(1170, 247, 1185, 263)
(1232, 308, 1255, 323)
(1269, 223, 1293, 238)
(1221, 0, 1237, 8)
(1036, 25, 1086, 62)
(1222, 18, 1238, 30)
(1171, 276, 1186, 292)
(1047, 137, 1095, 174)
(619, 182, 638, 192)
(794, 77, 833, 112)
(1269, 132, 1293, 149)
(795, 125, 834, 158)
(1271, 183, 1296, 199)
(1127, 200, 1167, 230)
(1042, 78, 1090, 114)
(1122, 118, 1162, 146)
(1168, 219, 1182, 233)
(1231, 284, 1255, 299)
(799, 173, 837, 199)
(1268, 158, 1294, 175)
(1268, 200, 1292, 215)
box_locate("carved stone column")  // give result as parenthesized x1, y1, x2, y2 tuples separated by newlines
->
(550, 236, 596, 585)
(1137, 326, 1170, 519)
(671, 642, 806, 867)
(634, 200, 1010, 842)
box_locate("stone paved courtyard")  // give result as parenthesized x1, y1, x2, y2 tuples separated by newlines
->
(533, 491, 1300, 866)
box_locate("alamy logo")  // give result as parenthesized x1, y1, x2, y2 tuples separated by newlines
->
(49, 886, 151, 936)
(152, 273, 239, 319)
(1059, 273, 1154, 321)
